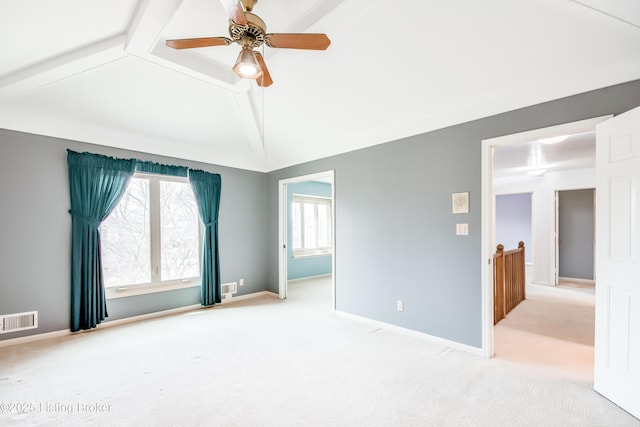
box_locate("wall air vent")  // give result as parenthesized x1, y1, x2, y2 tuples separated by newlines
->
(221, 282, 238, 302)
(1, 311, 38, 334)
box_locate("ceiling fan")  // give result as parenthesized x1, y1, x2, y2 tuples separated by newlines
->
(165, 0, 331, 87)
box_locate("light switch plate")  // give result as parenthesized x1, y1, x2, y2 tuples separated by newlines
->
(456, 223, 469, 235)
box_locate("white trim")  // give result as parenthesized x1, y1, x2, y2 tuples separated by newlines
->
(106, 281, 200, 299)
(220, 290, 279, 304)
(291, 193, 332, 200)
(0, 329, 70, 349)
(558, 277, 595, 285)
(481, 134, 494, 357)
(278, 170, 336, 313)
(0, 304, 200, 348)
(334, 310, 483, 357)
(292, 251, 332, 259)
(0, 291, 276, 348)
(287, 273, 333, 283)
(96, 304, 202, 329)
(102, 173, 203, 294)
(481, 114, 612, 359)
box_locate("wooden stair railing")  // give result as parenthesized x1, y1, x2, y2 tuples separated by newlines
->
(494, 241, 526, 325)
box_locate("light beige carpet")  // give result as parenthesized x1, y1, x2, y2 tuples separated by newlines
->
(1, 277, 638, 426)
(494, 284, 595, 376)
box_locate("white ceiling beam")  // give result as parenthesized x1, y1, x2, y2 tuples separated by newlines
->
(125, 0, 185, 54)
(126, 0, 243, 91)
(149, 43, 239, 91)
(0, 34, 127, 102)
(126, 0, 263, 154)
(235, 84, 266, 153)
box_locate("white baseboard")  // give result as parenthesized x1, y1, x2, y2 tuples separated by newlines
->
(0, 290, 275, 348)
(558, 277, 595, 285)
(221, 290, 279, 304)
(287, 273, 332, 283)
(334, 310, 483, 357)
(0, 329, 71, 349)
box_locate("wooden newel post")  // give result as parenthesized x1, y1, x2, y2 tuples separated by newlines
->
(518, 241, 525, 300)
(494, 244, 505, 324)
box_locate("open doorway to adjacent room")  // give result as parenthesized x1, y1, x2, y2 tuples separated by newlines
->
(555, 188, 596, 293)
(278, 171, 335, 311)
(481, 116, 610, 375)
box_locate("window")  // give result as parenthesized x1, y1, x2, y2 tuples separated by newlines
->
(291, 195, 332, 257)
(100, 173, 201, 297)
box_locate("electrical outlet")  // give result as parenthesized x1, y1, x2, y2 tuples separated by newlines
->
(239, 278, 244, 287)
(397, 300, 404, 312)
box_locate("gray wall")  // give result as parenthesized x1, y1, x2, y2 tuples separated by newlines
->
(0, 129, 268, 341)
(2, 80, 640, 347)
(558, 189, 595, 280)
(287, 181, 332, 280)
(266, 80, 640, 349)
(495, 193, 533, 263)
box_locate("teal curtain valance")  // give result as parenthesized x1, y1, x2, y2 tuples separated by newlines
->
(135, 160, 188, 177)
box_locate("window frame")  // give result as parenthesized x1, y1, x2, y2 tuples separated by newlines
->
(103, 172, 203, 299)
(291, 194, 333, 259)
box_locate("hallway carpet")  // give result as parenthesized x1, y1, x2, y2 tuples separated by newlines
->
(494, 283, 595, 376)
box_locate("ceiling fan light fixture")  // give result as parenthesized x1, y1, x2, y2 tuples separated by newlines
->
(232, 48, 263, 79)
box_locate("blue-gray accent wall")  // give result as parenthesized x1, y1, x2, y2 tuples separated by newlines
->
(495, 193, 533, 263)
(287, 181, 332, 280)
(2, 80, 640, 347)
(558, 189, 595, 280)
(266, 80, 640, 349)
(0, 129, 267, 341)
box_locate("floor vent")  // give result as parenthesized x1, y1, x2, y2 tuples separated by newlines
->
(221, 282, 238, 300)
(1, 311, 38, 334)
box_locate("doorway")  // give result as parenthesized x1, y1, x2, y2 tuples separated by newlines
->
(278, 171, 335, 311)
(481, 115, 611, 357)
(556, 189, 595, 288)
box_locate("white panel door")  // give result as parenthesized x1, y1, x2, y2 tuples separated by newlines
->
(594, 106, 640, 419)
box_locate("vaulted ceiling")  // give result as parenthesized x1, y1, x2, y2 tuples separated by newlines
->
(1, 0, 639, 172)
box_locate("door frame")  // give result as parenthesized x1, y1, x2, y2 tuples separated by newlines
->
(481, 115, 611, 357)
(278, 170, 336, 311)
(555, 188, 597, 285)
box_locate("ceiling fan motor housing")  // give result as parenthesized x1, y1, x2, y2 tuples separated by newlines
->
(229, 12, 266, 48)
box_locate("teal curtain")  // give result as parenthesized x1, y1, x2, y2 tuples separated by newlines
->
(189, 169, 222, 306)
(67, 150, 135, 332)
(136, 160, 187, 177)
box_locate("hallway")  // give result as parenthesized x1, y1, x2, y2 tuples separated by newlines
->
(494, 284, 595, 376)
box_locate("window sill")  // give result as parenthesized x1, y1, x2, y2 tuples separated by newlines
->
(106, 281, 200, 299)
(292, 252, 333, 259)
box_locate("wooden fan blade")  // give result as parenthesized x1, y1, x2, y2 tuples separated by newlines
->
(220, 0, 247, 26)
(254, 52, 273, 87)
(166, 37, 231, 49)
(266, 33, 331, 50)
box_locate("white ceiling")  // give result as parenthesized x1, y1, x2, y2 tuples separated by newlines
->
(1, 0, 639, 172)
(493, 130, 595, 178)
